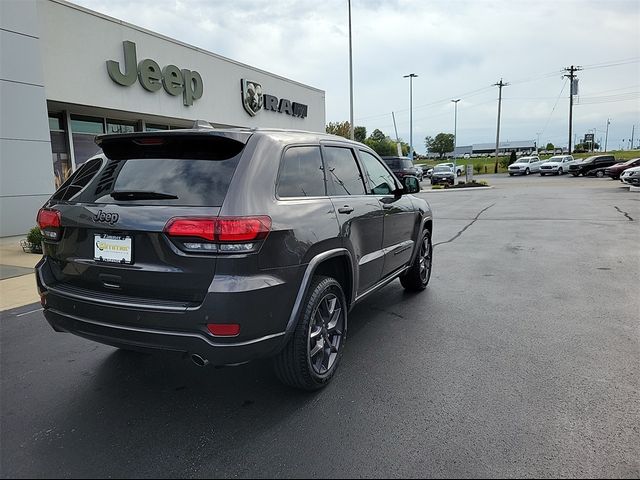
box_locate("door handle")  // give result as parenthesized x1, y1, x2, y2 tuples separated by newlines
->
(337, 206, 354, 214)
(382, 203, 394, 210)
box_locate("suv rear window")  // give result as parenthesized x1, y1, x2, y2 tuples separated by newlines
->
(383, 158, 400, 169)
(71, 135, 245, 206)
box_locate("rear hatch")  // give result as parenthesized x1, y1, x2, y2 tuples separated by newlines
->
(40, 131, 251, 306)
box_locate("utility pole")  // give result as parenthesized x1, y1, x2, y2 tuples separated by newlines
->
(392, 111, 402, 156)
(631, 125, 636, 150)
(564, 65, 582, 154)
(494, 79, 508, 173)
(604, 118, 610, 152)
(348, 0, 354, 140)
(452, 99, 460, 183)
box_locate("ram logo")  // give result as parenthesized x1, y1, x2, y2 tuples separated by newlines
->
(241, 79, 263, 117)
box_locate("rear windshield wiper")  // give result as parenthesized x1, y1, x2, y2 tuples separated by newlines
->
(110, 190, 179, 200)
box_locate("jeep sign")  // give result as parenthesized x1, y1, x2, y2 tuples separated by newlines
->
(107, 41, 203, 106)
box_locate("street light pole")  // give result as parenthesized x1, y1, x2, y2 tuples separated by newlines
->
(604, 118, 610, 152)
(452, 99, 460, 183)
(348, 0, 354, 140)
(404, 73, 418, 161)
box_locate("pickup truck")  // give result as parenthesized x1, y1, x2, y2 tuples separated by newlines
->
(436, 162, 464, 177)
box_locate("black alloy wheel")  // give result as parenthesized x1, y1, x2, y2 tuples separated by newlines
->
(400, 230, 432, 291)
(273, 275, 347, 390)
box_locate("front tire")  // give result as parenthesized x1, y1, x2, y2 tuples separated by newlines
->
(558, 168, 563, 175)
(596, 170, 604, 178)
(273, 275, 347, 391)
(400, 230, 432, 291)
(525, 168, 530, 175)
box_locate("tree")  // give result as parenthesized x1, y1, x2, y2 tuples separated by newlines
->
(425, 133, 454, 158)
(546, 142, 554, 151)
(509, 150, 517, 165)
(364, 129, 398, 156)
(326, 121, 351, 139)
(354, 126, 367, 143)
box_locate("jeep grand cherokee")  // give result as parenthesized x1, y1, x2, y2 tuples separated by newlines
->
(36, 127, 433, 390)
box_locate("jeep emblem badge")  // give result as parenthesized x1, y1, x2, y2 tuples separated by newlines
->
(93, 210, 119, 225)
(241, 79, 263, 117)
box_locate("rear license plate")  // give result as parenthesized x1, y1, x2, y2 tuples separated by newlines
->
(94, 234, 133, 264)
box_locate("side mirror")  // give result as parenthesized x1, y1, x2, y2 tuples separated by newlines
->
(402, 175, 420, 194)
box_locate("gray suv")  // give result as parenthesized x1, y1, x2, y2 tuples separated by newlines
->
(35, 127, 433, 390)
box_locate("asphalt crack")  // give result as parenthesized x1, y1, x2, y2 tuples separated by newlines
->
(614, 206, 634, 221)
(434, 203, 496, 247)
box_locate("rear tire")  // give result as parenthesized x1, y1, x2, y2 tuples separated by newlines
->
(273, 275, 347, 391)
(400, 230, 432, 291)
(596, 170, 604, 178)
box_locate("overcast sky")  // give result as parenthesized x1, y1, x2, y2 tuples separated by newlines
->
(72, 0, 639, 153)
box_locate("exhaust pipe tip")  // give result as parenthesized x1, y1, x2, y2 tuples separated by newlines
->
(191, 353, 210, 367)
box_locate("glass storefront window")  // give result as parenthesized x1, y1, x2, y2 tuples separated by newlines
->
(70, 116, 105, 135)
(107, 120, 136, 134)
(145, 124, 169, 132)
(48, 113, 72, 188)
(48, 116, 63, 131)
(70, 115, 104, 167)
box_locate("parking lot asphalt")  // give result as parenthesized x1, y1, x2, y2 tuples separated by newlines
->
(1, 174, 638, 478)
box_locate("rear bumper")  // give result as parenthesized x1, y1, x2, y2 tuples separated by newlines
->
(43, 308, 286, 365)
(36, 257, 300, 365)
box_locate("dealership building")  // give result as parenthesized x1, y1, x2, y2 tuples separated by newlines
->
(0, 0, 326, 236)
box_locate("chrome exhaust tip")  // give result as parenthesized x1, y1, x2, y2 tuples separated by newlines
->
(190, 353, 209, 367)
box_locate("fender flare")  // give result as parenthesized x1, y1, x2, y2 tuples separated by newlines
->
(283, 248, 354, 338)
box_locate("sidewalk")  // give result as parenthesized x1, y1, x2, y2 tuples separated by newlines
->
(0, 236, 41, 311)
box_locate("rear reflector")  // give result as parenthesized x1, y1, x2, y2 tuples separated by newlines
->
(164, 216, 271, 243)
(207, 323, 240, 337)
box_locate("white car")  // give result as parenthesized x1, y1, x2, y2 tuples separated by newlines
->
(620, 165, 640, 186)
(436, 162, 464, 176)
(539, 155, 576, 176)
(508, 156, 543, 176)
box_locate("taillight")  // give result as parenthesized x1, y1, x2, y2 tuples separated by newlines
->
(164, 216, 271, 253)
(37, 208, 62, 241)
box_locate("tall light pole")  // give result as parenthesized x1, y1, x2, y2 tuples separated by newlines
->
(404, 73, 418, 160)
(452, 99, 460, 182)
(348, 0, 354, 140)
(536, 132, 541, 151)
(604, 118, 610, 152)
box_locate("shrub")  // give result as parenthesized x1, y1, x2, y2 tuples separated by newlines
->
(27, 226, 43, 246)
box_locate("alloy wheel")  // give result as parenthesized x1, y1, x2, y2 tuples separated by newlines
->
(419, 235, 432, 283)
(308, 293, 345, 376)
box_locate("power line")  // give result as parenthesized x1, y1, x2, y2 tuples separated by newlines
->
(540, 78, 568, 138)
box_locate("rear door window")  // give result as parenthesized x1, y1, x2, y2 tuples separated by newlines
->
(323, 146, 366, 196)
(277, 146, 326, 197)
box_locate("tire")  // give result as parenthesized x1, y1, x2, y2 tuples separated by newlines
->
(525, 168, 530, 175)
(596, 170, 604, 178)
(273, 275, 347, 391)
(571, 172, 579, 177)
(509, 173, 514, 176)
(457, 170, 462, 177)
(400, 230, 432, 291)
(540, 173, 545, 176)
(558, 168, 563, 175)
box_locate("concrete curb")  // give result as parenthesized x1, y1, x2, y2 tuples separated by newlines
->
(420, 186, 494, 193)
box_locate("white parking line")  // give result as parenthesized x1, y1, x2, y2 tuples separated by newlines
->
(16, 308, 43, 317)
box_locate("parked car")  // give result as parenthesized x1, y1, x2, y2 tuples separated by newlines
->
(411, 165, 424, 181)
(539, 155, 576, 175)
(35, 127, 433, 391)
(425, 167, 434, 179)
(436, 162, 464, 177)
(508, 155, 543, 176)
(620, 165, 640, 186)
(431, 165, 455, 185)
(602, 158, 640, 180)
(569, 154, 616, 177)
(381, 156, 420, 180)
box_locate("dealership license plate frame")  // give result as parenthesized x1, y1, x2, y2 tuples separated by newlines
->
(94, 234, 133, 264)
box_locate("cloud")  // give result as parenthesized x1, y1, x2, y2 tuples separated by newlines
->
(71, 0, 640, 151)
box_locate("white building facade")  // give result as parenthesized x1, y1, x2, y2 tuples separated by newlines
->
(0, 0, 326, 236)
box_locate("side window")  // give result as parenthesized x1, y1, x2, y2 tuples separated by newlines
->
(277, 146, 326, 197)
(323, 146, 366, 196)
(359, 150, 396, 195)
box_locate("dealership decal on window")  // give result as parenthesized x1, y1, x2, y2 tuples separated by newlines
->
(107, 41, 203, 106)
(241, 79, 308, 118)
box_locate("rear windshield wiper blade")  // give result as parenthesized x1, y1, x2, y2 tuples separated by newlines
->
(110, 190, 179, 200)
